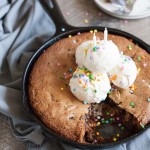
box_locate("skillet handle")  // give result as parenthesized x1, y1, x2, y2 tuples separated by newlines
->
(39, 0, 76, 36)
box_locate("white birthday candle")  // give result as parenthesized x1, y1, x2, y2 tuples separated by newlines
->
(93, 33, 96, 46)
(104, 28, 108, 43)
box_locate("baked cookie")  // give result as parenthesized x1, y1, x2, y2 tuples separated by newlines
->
(28, 32, 150, 143)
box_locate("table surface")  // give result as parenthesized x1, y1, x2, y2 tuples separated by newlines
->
(0, 0, 150, 149)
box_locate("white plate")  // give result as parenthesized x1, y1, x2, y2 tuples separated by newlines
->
(94, 0, 150, 19)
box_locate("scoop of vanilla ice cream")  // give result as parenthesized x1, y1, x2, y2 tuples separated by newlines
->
(76, 40, 93, 66)
(84, 40, 120, 73)
(69, 66, 111, 103)
(108, 55, 137, 89)
(76, 40, 120, 73)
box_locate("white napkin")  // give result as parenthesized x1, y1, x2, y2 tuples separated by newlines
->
(130, 0, 150, 15)
(110, 0, 150, 15)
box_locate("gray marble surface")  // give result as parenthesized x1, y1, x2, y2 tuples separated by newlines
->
(0, 0, 150, 149)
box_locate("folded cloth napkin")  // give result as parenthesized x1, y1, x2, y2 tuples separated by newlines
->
(110, 0, 150, 15)
(0, 0, 150, 150)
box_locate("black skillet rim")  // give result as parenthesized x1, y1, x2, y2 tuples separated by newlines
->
(22, 26, 150, 149)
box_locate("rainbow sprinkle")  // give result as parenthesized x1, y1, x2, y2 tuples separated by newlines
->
(130, 85, 137, 91)
(94, 90, 97, 93)
(96, 122, 101, 126)
(94, 29, 97, 33)
(143, 63, 147, 67)
(110, 118, 113, 121)
(72, 40, 76, 44)
(107, 90, 111, 94)
(137, 56, 141, 61)
(137, 68, 141, 74)
(73, 88, 76, 92)
(85, 88, 88, 91)
(106, 112, 110, 115)
(84, 19, 88, 23)
(96, 131, 100, 136)
(130, 102, 135, 108)
(127, 45, 132, 50)
(61, 28, 65, 32)
(90, 30, 93, 33)
(93, 47, 97, 52)
(141, 55, 145, 59)
(97, 116, 101, 119)
(105, 120, 109, 124)
(110, 75, 117, 81)
(89, 74, 94, 80)
(121, 126, 124, 130)
(84, 100, 88, 104)
(141, 125, 145, 128)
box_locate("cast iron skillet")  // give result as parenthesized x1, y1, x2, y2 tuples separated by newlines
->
(22, 0, 150, 149)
